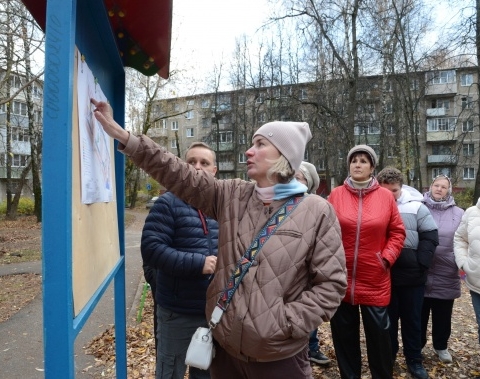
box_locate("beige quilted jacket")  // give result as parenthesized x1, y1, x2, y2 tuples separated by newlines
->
(121, 134, 347, 362)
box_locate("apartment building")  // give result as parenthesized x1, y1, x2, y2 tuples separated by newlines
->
(149, 67, 479, 195)
(0, 72, 42, 202)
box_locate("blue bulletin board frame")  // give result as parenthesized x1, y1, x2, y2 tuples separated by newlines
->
(41, 0, 127, 377)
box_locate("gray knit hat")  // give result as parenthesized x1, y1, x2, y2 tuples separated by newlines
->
(253, 121, 312, 171)
(299, 161, 320, 194)
(346, 145, 378, 168)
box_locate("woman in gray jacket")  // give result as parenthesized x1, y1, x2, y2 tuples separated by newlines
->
(421, 175, 464, 363)
(91, 98, 347, 379)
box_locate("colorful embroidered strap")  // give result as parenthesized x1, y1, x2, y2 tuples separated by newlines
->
(216, 195, 305, 312)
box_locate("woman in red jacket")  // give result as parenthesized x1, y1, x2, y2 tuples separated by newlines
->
(328, 145, 405, 379)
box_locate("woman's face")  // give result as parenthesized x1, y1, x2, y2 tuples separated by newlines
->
(295, 171, 307, 186)
(349, 153, 374, 181)
(430, 177, 450, 200)
(246, 136, 281, 187)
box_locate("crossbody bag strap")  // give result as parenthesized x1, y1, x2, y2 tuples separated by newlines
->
(208, 194, 305, 329)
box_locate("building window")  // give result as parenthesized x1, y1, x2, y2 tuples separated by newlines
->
(462, 120, 474, 132)
(432, 99, 450, 109)
(256, 92, 265, 104)
(238, 95, 245, 105)
(219, 131, 233, 143)
(186, 128, 194, 137)
(387, 146, 396, 158)
(432, 145, 452, 155)
(368, 123, 380, 134)
(12, 101, 27, 116)
(9, 75, 22, 89)
(201, 99, 210, 108)
(238, 133, 246, 145)
(202, 118, 210, 128)
(32, 84, 42, 98)
(461, 96, 473, 110)
(385, 102, 393, 114)
(186, 110, 194, 119)
(410, 79, 419, 91)
(461, 73, 473, 86)
(171, 121, 178, 130)
(257, 112, 265, 122)
(387, 123, 397, 136)
(12, 127, 29, 142)
(427, 118, 456, 132)
(385, 81, 393, 92)
(238, 152, 247, 163)
(463, 143, 474, 156)
(174, 103, 180, 111)
(187, 100, 194, 106)
(432, 168, 451, 178)
(12, 154, 28, 167)
(170, 139, 177, 149)
(464, 167, 476, 179)
(427, 70, 455, 84)
(299, 88, 308, 100)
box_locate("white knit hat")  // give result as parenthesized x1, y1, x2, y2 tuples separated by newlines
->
(299, 161, 320, 194)
(346, 145, 378, 168)
(253, 121, 312, 171)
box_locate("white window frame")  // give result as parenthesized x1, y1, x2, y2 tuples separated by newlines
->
(462, 120, 474, 132)
(185, 110, 194, 119)
(463, 167, 476, 180)
(427, 117, 456, 132)
(428, 70, 455, 84)
(299, 88, 308, 100)
(238, 133, 246, 145)
(461, 73, 473, 87)
(12, 154, 28, 167)
(186, 100, 194, 106)
(170, 139, 177, 149)
(461, 96, 473, 110)
(171, 121, 178, 130)
(238, 152, 247, 163)
(432, 168, 451, 178)
(186, 128, 194, 137)
(219, 131, 233, 143)
(463, 143, 474, 156)
(201, 99, 210, 109)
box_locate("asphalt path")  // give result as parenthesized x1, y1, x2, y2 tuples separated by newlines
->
(0, 209, 147, 379)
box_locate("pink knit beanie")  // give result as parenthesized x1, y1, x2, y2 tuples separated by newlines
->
(253, 121, 312, 171)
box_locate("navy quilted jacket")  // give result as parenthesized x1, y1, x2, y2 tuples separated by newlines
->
(141, 191, 219, 315)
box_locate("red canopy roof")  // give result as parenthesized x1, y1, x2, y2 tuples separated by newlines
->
(21, 0, 172, 78)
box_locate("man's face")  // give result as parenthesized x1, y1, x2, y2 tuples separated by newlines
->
(379, 182, 402, 200)
(185, 147, 217, 176)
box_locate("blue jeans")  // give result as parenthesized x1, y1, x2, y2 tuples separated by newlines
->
(388, 285, 424, 361)
(470, 290, 480, 344)
(156, 305, 211, 379)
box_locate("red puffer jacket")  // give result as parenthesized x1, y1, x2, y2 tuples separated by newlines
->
(329, 178, 405, 306)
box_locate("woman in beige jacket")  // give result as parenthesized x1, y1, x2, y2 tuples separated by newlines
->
(91, 99, 347, 379)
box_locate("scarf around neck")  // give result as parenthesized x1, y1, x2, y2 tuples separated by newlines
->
(255, 178, 307, 202)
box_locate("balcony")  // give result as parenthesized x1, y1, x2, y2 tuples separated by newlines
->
(427, 155, 457, 165)
(426, 131, 456, 142)
(426, 108, 446, 117)
(424, 82, 457, 96)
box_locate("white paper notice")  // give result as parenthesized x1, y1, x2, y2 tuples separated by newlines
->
(77, 54, 113, 204)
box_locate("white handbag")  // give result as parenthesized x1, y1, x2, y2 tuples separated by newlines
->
(185, 327, 215, 370)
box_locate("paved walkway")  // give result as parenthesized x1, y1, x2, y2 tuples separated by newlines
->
(0, 209, 148, 379)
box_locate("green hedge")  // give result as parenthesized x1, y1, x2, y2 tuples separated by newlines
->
(0, 198, 35, 215)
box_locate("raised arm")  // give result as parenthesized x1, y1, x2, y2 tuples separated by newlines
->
(91, 98, 129, 144)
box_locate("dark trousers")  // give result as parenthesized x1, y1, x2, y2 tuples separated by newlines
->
(331, 302, 393, 379)
(388, 285, 424, 362)
(210, 344, 312, 379)
(421, 297, 454, 350)
(156, 306, 210, 379)
(308, 329, 318, 352)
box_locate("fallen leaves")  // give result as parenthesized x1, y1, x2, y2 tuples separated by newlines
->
(0, 273, 41, 322)
(84, 282, 480, 379)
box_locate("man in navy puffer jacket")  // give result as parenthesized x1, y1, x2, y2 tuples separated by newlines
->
(141, 142, 219, 379)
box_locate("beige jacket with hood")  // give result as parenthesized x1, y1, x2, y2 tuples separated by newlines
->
(121, 134, 347, 362)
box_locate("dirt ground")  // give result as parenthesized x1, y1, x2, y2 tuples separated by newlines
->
(2, 214, 480, 378)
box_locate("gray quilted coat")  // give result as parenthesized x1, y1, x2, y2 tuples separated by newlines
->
(120, 134, 347, 362)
